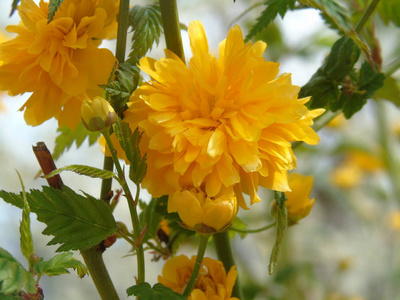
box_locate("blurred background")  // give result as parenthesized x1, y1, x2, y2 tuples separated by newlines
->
(0, 0, 400, 299)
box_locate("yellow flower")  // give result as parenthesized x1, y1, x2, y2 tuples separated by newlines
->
(0, 30, 9, 113)
(169, 187, 238, 233)
(326, 113, 346, 128)
(81, 96, 116, 132)
(124, 20, 324, 208)
(388, 211, 400, 231)
(284, 173, 316, 224)
(158, 255, 238, 300)
(0, 0, 117, 128)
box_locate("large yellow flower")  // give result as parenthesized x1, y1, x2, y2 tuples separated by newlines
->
(0, 0, 117, 128)
(125, 20, 324, 208)
(158, 255, 238, 300)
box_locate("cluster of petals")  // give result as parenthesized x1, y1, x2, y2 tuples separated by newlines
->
(158, 255, 238, 300)
(125, 20, 324, 209)
(0, 0, 118, 127)
(284, 173, 316, 224)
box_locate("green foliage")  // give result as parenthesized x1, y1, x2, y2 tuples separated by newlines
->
(44, 164, 116, 181)
(375, 76, 400, 106)
(128, 3, 163, 61)
(34, 252, 88, 278)
(113, 119, 147, 185)
(268, 192, 287, 275)
(47, 0, 63, 23)
(0, 248, 36, 295)
(101, 62, 140, 117)
(299, 36, 383, 117)
(229, 217, 247, 239)
(0, 186, 118, 252)
(17, 174, 34, 270)
(379, 0, 400, 26)
(139, 197, 164, 245)
(245, 0, 296, 41)
(52, 123, 100, 160)
(126, 282, 185, 299)
(9, 0, 20, 17)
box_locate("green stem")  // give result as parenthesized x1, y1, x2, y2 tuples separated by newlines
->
(230, 222, 276, 234)
(159, 0, 185, 63)
(100, 155, 114, 203)
(355, 0, 381, 34)
(375, 100, 400, 200)
(103, 130, 146, 283)
(182, 235, 210, 298)
(115, 0, 130, 63)
(384, 57, 400, 77)
(213, 231, 243, 299)
(81, 247, 119, 300)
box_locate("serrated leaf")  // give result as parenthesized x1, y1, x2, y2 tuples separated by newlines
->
(127, 282, 185, 299)
(128, 4, 163, 61)
(44, 164, 116, 180)
(101, 61, 140, 116)
(268, 192, 287, 275)
(0, 248, 36, 294)
(0, 293, 22, 300)
(10, 0, 20, 16)
(0, 190, 24, 209)
(246, 0, 295, 41)
(113, 119, 147, 184)
(53, 123, 100, 160)
(34, 252, 88, 278)
(48, 0, 63, 23)
(1, 187, 117, 252)
(16, 173, 34, 269)
(375, 76, 400, 106)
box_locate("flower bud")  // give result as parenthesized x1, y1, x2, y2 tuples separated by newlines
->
(168, 187, 238, 234)
(81, 96, 117, 132)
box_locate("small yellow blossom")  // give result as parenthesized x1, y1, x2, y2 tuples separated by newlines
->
(124, 20, 324, 208)
(326, 113, 346, 128)
(158, 255, 238, 300)
(81, 96, 116, 132)
(282, 173, 316, 224)
(169, 187, 238, 233)
(0, 0, 117, 128)
(388, 211, 400, 231)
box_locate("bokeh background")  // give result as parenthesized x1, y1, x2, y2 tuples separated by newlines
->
(1, 0, 400, 299)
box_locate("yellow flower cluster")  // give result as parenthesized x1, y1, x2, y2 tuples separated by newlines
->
(0, 0, 118, 128)
(124, 20, 323, 228)
(158, 255, 238, 300)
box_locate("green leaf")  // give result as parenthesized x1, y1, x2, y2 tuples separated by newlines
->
(0, 186, 118, 252)
(10, 0, 20, 17)
(245, 0, 296, 41)
(47, 0, 63, 23)
(139, 197, 164, 244)
(52, 123, 100, 160)
(34, 252, 88, 278)
(113, 119, 147, 185)
(127, 282, 185, 299)
(16, 173, 34, 269)
(128, 3, 163, 61)
(375, 76, 400, 106)
(379, 0, 400, 26)
(0, 293, 23, 300)
(0, 190, 24, 209)
(268, 192, 287, 275)
(44, 164, 116, 181)
(100, 61, 140, 116)
(0, 248, 36, 294)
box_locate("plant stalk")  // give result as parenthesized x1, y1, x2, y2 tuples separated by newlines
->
(103, 130, 145, 283)
(355, 0, 381, 34)
(213, 231, 243, 299)
(116, 0, 130, 63)
(230, 222, 276, 234)
(182, 235, 210, 297)
(159, 0, 185, 63)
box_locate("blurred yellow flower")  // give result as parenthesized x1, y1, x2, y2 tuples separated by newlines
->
(81, 96, 116, 132)
(388, 211, 400, 231)
(326, 113, 346, 128)
(169, 187, 238, 233)
(158, 255, 238, 300)
(125, 20, 324, 208)
(331, 149, 383, 189)
(284, 173, 316, 224)
(0, 0, 117, 128)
